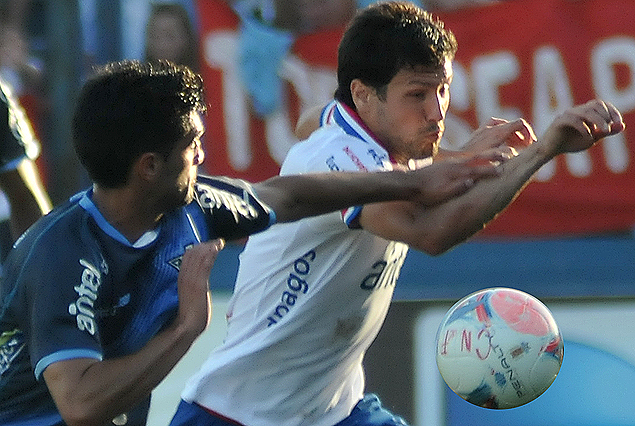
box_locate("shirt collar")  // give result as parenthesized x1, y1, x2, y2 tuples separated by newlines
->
(330, 101, 397, 164)
(78, 188, 159, 248)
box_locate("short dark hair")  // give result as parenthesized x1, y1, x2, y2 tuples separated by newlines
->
(72, 60, 206, 188)
(334, 1, 458, 109)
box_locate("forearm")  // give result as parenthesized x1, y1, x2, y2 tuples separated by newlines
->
(364, 100, 623, 254)
(46, 243, 218, 426)
(449, 141, 553, 226)
(45, 321, 199, 426)
(255, 170, 421, 223)
(366, 141, 554, 255)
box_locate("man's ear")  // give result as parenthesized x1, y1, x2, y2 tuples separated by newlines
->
(134, 152, 162, 182)
(350, 79, 372, 111)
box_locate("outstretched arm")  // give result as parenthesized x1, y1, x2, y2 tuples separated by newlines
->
(359, 100, 625, 255)
(252, 149, 509, 223)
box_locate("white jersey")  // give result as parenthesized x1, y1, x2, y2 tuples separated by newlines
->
(181, 101, 410, 426)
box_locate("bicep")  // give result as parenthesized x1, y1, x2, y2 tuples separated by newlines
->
(43, 358, 99, 406)
(359, 201, 428, 246)
(358, 200, 470, 256)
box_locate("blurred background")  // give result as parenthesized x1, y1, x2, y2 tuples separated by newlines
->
(2, 0, 634, 425)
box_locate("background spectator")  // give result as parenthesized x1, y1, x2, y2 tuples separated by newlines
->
(143, 2, 199, 71)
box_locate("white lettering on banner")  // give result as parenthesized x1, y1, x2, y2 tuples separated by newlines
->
(455, 36, 634, 181)
(472, 51, 522, 124)
(592, 38, 635, 114)
(204, 24, 633, 180)
(272, 55, 337, 162)
(204, 32, 252, 171)
(592, 37, 635, 173)
(532, 46, 586, 180)
(203, 31, 337, 170)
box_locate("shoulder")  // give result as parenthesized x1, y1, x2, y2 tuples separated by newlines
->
(7, 196, 94, 273)
(284, 126, 364, 171)
(191, 175, 274, 240)
(195, 174, 254, 193)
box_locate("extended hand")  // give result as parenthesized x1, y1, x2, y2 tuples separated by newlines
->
(410, 153, 509, 206)
(542, 99, 625, 154)
(461, 117, 536, 153)
(176, 239, 225, 336)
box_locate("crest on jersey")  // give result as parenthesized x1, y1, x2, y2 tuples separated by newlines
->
(168, 244, 195, 271)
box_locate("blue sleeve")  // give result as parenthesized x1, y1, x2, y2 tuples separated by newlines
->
(191, 175, 276, 241)
(14, 245, 105, 379)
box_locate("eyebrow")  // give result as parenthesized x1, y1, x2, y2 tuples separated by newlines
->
(407, 75, 451, 86)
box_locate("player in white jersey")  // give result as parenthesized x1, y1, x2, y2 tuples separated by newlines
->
(173, 2, 625, 426)
(0, 58, 512, 426)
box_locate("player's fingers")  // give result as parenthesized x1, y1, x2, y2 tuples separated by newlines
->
(604, 101, 626, 134)
(481, 146, 518, 162)
(505, 118, 536, 144)
(488, 118, 536, 143)
(574, 100, 624, 137)
(582, 101, 614, 134)
(461, 155, 504, 178)
(517, 118, 537, 144)
(485, 117, 508, 126)
(182, 239, 225, 275)
(554, 107, 595, 138)
(450, 160, 504, 194)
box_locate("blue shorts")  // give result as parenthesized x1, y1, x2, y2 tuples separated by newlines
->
(169, 394, 409, 426)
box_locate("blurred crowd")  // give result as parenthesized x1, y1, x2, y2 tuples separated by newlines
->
(0, 0, 503, 208)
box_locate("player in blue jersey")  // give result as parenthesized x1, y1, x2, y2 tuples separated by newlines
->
(172, 3, 625, 426)
(0, 58, 511, 426)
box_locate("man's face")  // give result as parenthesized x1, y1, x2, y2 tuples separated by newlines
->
(146, 12, 190, 64)
(160, 111, 205, 209)
(359, 59, 453, 164)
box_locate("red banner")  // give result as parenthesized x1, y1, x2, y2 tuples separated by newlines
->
(196, 0, 635, 237)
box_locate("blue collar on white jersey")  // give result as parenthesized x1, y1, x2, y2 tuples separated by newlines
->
(325, 101, 395, 161)
(324, 100, 397, 169)
(325, 101, 378, 145)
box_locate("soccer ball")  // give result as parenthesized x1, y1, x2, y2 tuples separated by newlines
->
(435, 287, 564, 409)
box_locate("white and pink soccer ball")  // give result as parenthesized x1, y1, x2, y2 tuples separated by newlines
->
(435, 287, 564, 409)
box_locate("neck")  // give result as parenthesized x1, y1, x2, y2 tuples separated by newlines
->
(92, 184, 162, 243)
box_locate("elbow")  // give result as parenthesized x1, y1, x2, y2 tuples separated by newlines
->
(420, 206, 489, 256)
(415, 239, 454, 257)
(57, 400, 114, 426)
(406, 230, 454, 256)
(410, 224, 483, 257)
(425, 245, 450, 257)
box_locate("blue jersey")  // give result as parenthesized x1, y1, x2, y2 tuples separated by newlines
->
(0, 175, 274, 426)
